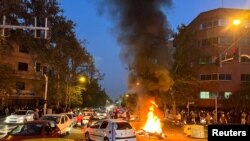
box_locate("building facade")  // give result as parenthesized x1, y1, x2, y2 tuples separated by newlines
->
(186, 8, 250, 107)
(0, 43, 46, 108)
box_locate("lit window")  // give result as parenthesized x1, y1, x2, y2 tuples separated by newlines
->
(224, 92, 232, 99)
(200, 91, 210, 99)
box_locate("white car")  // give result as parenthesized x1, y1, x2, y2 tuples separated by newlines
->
(65, 113, 77, 127)
(94, 110, 107, 119)
(85, 119, 136, 141)
(4, 110, 34, 124)
(40, 114, 72, 135)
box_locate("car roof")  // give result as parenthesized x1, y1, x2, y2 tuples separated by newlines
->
(15, 110, 34, 112)
(22, 120, 55, 124)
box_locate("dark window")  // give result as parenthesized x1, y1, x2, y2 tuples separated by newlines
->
(18, 62, 28, 71)
(115, 122, 132, 130)
(100, 121, 108, 129)
(206, 74, 211, 80)
(219, 74, 225, 80)
(213, 20, 219, 26)
(42, 66, 47, 75)
(242, 74, 250, 82)
(212, 74, 218, 80)
(200, 75, 206, 80)
(35, 63, 41, 72)
(16, 82, 25, 90)
(225, 74, 232, 80)
(19, 45, 29, 53)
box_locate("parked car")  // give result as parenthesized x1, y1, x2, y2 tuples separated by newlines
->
(93, 110, 107, 119)
(64, 113, 77, 127)
(40, 114, 72, 135)
(4, 110, 34, 124)
(82, 112, 93, 125)
(85, 119, 136, 141)
(0, 120, 61, 141)
(23, 138, 74, 141)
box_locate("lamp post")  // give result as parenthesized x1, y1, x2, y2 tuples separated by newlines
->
(43, 74, 48, 115)
(215, 94, 218, 123)
(232, 19, 241, 62)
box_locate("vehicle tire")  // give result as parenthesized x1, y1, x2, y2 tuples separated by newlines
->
(104, 137, 109, 141)
(85, 132, 91, 141)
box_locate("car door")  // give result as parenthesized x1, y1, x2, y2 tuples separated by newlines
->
(60, 115, 67, 134)
(64, 115, 71, 133)
(96, 121, 109, 141)
(90, 121, 102, 140)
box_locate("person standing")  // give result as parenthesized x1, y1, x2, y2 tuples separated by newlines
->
(33, 108, 39, 120)
(5, 107, 9, 116)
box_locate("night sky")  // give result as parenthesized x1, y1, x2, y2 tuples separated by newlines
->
(59, 0, 250, 100)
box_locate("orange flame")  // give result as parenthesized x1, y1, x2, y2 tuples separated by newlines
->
(143, 100, 163, 134)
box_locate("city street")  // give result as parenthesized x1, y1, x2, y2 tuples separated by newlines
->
(0, 116, 208, 141)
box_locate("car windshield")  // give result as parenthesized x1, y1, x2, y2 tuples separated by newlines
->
(41, 116, 60, 124)
(13, 111, 27, 115)
(115, 122, 132, 130)
(10, 123, 43, 135)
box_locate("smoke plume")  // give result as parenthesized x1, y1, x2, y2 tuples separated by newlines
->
(98, 0, 173, 98)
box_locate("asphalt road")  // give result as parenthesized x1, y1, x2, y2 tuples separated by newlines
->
(0, 116, 208, 141)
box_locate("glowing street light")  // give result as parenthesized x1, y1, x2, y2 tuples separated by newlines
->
(79, 76, 87, 83)
(136, 82, 140, 86)
(233, 19, 241, 26)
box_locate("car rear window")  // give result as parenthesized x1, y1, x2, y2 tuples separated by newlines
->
(115, 122, 132, 130)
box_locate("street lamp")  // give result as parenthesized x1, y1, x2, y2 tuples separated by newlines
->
(233, 19, 241, 26)
(232, 19, 241, 62)
(43, 74, 48, 115)
(79, 76, 87, 84)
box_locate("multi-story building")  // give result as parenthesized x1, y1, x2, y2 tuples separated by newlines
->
(184, 8, 250, 108)
(0, 43, 47, 108)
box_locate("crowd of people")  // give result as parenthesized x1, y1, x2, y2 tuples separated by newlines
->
(166, 108, 250, 125)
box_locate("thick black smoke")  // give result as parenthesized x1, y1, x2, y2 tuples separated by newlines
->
(98, 0, 173, 97)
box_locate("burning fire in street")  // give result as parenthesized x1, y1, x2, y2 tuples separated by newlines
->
(143, 100, 162, 134)
(137, 100, 166, 139)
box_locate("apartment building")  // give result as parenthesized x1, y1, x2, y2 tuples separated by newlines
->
(0, 43, 46, 108)
(185, 8, 250, 107)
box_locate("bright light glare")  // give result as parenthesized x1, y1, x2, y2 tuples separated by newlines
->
(233, 19, 241, 26)
(79, 76, 87, 83)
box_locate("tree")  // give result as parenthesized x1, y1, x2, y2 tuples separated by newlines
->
(0, 0, 110, 108)
(81, 80, 111, 107)
(170, 24, 201, 109)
